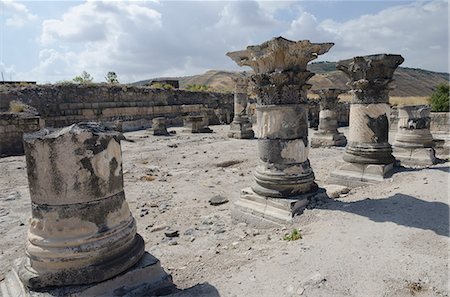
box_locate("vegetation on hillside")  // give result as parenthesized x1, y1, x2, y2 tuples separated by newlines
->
(430, 83, 449, 112)
(150, 82, 174, 90)
(185, 84, 209, 92)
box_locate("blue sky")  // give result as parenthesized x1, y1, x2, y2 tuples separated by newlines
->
(0, 0, 448, 83)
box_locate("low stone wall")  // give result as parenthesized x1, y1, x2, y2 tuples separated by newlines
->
(390, 107, 449, 133)
(0, 84, 233, 131)
(0, 112, 44, 157)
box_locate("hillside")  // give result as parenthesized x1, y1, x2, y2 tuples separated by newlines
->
(134, 62, 449, 97)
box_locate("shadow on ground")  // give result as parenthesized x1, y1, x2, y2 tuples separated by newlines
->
(318, 193, 449, 237)
(168, 282, 220, 297)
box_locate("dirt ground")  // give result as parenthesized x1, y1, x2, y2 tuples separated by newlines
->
(0, 125, 448, 297)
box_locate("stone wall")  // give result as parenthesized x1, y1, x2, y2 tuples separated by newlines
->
(390, 107, 449, 132)
(0, 112, 44, 157)
(0, 84, 233, 131)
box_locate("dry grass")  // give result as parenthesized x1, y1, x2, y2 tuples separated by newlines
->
(309, 93, 430, 106)
(9, 101, 25, 113)
(389, 96, 430, 106)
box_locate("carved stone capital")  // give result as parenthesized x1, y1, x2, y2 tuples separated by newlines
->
(337, 54, 404, 104)
(252, 71, 314, 105)
(312, 88, 345, 110)
(226, 37, 334, 73)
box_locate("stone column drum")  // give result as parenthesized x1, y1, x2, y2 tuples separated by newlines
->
(310, 88, 347, 148)
(329, 54, 404, 186)
(152, 117, 170, 136)
(18, 123, 145, 288)
(393, 105, 436, 167)
(227, 37, 333, 226)
(228, 77, 254, 139)
(184, 114, 213, 133)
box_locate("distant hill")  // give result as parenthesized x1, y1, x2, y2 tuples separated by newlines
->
(134, 62, 449, 97)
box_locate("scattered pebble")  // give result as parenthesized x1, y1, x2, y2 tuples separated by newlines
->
(209, 195, 229, 206)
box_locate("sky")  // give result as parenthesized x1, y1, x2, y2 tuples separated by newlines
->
(0, 0, 448, 83)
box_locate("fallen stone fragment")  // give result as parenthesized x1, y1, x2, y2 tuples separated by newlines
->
(164, 230, 180, 238)
(323, 184, 350, 198)
(209, 195, 229, 206)
(214, 160, 244, 168)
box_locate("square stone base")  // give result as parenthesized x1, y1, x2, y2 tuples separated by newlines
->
(0, 252, 174, 297)
(231, 187, 317, 228)
(310, 133, 346, 148)
(227, 122, 254, 139)
(393, 147, 437, 168)
(328, 161, 394, 187)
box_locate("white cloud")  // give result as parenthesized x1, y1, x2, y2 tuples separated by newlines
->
(20, 0, 450, 83)
(1, 0, 37, 28)
(287, 1, 449, 71)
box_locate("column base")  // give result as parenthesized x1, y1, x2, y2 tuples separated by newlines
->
(328, 161, 394, 187)
(0, 252, 175, 297)
(310, 132, 346, 148)
(227, 122, 254, 139)
(393, 147, 437, 168)
(231, 187, 319, 228)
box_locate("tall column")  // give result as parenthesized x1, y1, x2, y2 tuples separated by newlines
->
(228, 77, 254, 139)
(227, 37, 333, 226)
(310, 88, 347, 148)
(330, 54, 404, 186)
(393, 105, 436, 167)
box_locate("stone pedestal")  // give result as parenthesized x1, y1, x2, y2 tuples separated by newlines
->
(393, 105, 436, 167)
(184, 115, 213, 133)
(228, 77, 254, 139)
(0, 123, 173, 295)
(152, 117, 170, 136)
(329, 54, 404, 186)
(310, 88, 347, 148)
(227, 37, 333, 226)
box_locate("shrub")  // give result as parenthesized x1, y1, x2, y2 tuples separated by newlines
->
(430, 83, 449, 112)
(283, 228, 302, 241)
(185, 84, 209, 92)
(150, 82, 174, 90)
(73, 71, 94, 84)
(9, 100, 25, 113)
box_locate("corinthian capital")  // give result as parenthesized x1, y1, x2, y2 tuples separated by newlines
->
(337, 54, 404, 103)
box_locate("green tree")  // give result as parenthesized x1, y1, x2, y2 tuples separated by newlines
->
(105, 71, 119, 84)
(430, 83, 449, 112)
(73, 71, 94, 84)
(185, 84, 209, 92)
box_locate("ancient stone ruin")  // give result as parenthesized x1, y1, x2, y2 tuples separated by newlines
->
(2, 123, 173, 296)
(227, 76, 254, 139)
(184, 114, 213, 133)
(330, 54, 404, 186)
(393, 105, 437, 167)
(310, 88, 347, 148)
(227, 37, 333, 226)
(152, 117, 170, 136)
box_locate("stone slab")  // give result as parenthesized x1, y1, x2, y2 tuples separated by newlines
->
(310, 133, 346, 148)
(231, 187, 319, 228)
(328, 161, 394, 187)
(0, 252, 174, 297)
(393, 147, 437, 168)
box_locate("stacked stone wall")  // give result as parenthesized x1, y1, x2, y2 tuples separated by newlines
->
(0, 84, 233, 131)
(390, 107, 449, 132)
(0, 113, 44, 156)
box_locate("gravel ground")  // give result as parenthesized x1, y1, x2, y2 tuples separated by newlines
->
(0, 125, 448, 297)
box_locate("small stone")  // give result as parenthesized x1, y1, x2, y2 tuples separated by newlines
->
(323, 184, 350, 198)
(214, 228, 226, 234)
(150, 225, 166, 232)
(168, 240, 178, 246)
(189, 236, 196, 242)
(209, 195, 229, 206)
(5, 191, 21, 201)
(184, 228, 195, 236)
(164, 230, 180, 238)
(19, 222, 25, 226)
(168, 144, 178, 148)
(297, 287, 305, 295)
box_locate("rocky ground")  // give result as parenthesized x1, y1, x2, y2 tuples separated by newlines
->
(0, 125, 448, 297)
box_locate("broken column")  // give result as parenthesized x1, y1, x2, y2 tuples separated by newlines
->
(310, 88, 347, 148)
(329, 54, 404, 186)
(152, 117, 170, 136)
(227, 37, 333, 226)
(393, 105, 436, 167)
(3, 122, 172, 295)
(228, 76, 254, 139)
(184, 114, 213, 133)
